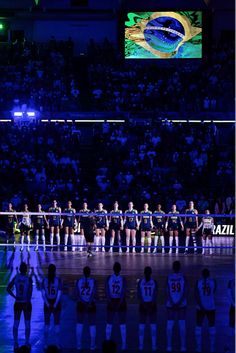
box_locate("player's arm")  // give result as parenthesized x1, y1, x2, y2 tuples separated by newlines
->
(54, 278, 62, 308)
(194, 279, 204, 310)
(105, 211, 109, 229)
(165, 216, 169, 231)
(197, 221, 203, 231)
(89, 279, 96, 304)
(120, 211, 124, 229)
(184, 209, 187, 225)
(152, 280, 158, 303)
(180, 217, 184, 230)
(119, 277, 126, 306)
(41, 279, 50, 307)
(59, 207, 63, 228)
(7, 276, 16, 299)
(195, 210, 199, 228)
(150, 213, 153, 229)
(135, 211, 139, 229)
(137, 279, 142, 302)
(105, 276, 111, 302)
(166, 278, 174, 306)
(124, 211, 127, 225)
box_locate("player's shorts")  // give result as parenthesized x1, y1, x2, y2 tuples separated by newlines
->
(96, 222, 106, 229)
(76, 302, 96, 324)
(202, 228, 212, 236)
(109, 222, 121, 231)
(14, 302, 32, 321)
(229, 305, 235, 328)
(185, 223, 197, 230)
(34, 224, 44, 231)
(196, 309, 215, 327)
(166, 306, 186, 320)
(63, 220, 74, 228)
(140, 225, 151, 232)
(20, 224, 31, 233)
(5, 226, 15, 239)
(107, 299, 127, 324)
(168, 224, 179, 231)
(84, 230, 94, 243)
(125, 224, 136, 230)
(154, 223, 164, 230)
(139, 302, 157, 323)
(49, 220, 60, 227)
(44, 300, 62, 325)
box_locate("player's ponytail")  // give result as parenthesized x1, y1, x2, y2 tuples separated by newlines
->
(48, 263, 56, 284)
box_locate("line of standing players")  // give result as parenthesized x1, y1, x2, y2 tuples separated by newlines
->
(7, 261, 235, 352)
(3, 200, 214, 254)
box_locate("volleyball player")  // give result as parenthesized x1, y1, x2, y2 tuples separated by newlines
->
(78, 202, 90, 252)
(7, 262, 33, 351)
(140, 203, 153, 253)
(105, 262, 127, 351)
(226, 278, 235, 353)
(195, 268, 217, 353)
(109, 201, 123, 253)
(197, 210, 214, 255)
(41, 264, 62, 350)
(4, 202, 17, 251)
(166, 261, 187, 352)
(152, 204, 165, 254)
(184, 201, 198, 254)
(94, 203, 108, 252)
(48, 200, 62, 251)
(165, 205, 184, 254)
(33, 204, 48, 252)
(137, 266, 158, 351)
(83, 215, 96, 257)
(20, 204, 32, 252)
(76, 266, 97, 351)
(124, 202, 138, 253)
(62, 201, 76, 252)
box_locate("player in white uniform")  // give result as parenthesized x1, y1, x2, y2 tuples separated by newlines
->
(76, 266, 97, 351)
(105, 262, 127, 351)
(41, 264, 62, 350)
(7, 262, 33, 351)
(19, 204, 32, 252)
(197, 210, 214, 255)
(195, 268, 217, 352)
(137, 266, 158, 351)
(166, 261, 187, 352)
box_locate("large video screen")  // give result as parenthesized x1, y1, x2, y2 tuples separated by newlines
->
(125, 11, 202, 59)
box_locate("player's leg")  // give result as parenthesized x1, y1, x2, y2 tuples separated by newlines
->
(13, 303, 22, 350)
(117, 230, 122, 253)
(153, 229, 158, 253)
(191, 228, 198, 254)
(202, 233, 206, 255)
(55, 226, 60, 250)
(125, 228, 131, 253)
(119, 305, 127, 350)
(101, 228, 106, 252)
(23, 302, 32, 347)
(106, 302, 114, 339)
(169, 230, 174, 254)
(76, 302, 84, 350)
(64, 226, 69, 251)
(11, 227, 16, 251)
(174, 230, 179, 253)
(41, 228, 46, 252)
(138, 304, 146, 351)
(44, 303, 50, 349)
(35, 229, 39, 251)
(53, 302, 62, 348)
(20, 228, 25, 252)
(88, 304, 96, 350)
(150, 308, 157, 351)
(225, 305, 235, 353)
(70, 228, 75, 252)
(50, 226, 54, 251)
(109, 229, 115, 253)
(79, 228, 84, 252)
(131, 229, 136, 253)
(140, 231, 145, 253)
(178, 308, 187, 352)
(166, 308, 174, 352)
(26, 229, 30, 252)
(208, 234, 213, 255)
(195, 309, 204, 352)
(160, 228, 165, 254)
(147, 231, 151, 253)
(185, 228, 191, 253)
(95, 229, 100, 252)
(207, 310, 216, 353)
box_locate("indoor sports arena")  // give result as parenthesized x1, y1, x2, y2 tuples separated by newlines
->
(0, 0, 234, 353)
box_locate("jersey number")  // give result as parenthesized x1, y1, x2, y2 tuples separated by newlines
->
(171, 282, 181, 292)
(144, 286, 152, 297)
(48, 286, 56, 296)
(81, 286, 91, 296)
(202, 285, 211, 296)
(112, 284, 121, 295)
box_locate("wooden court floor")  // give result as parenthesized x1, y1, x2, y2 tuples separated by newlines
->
(0, 247, 234, 353)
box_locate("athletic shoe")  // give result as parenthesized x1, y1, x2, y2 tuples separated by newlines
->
(169, 250, 172, 254)
(132, 248, 136, 253)
(102, 247, 105, 252)
(126, 249, 130, 253)
(20, 247, 24, 252)
(184, 250, 188, 255)
(140, 248, 144, 253)
(34, 247, 38, 252)
(162, 249, 165, 254)
(152, 249, 157, 254)
(27, 247, 30, 253)
(147, 249, 151, 253)
(175, 249, 179, 254)
(109, 248, 113, 253)
(64, 246, 67, 252)
(72, 247, 75, 252)
(194, 250, 198, 254)
(119, 248, 122, 253)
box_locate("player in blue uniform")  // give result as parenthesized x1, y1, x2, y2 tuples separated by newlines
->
(109, 201, 123, 253)
(62, 201, 76, 252)
(184, 201, 198, 254)
(124, 202, 138, 253)
(165, 205, 184, 254)
(195, 269, 217, 353)
(48, 200, 62, 251)
(139, 203, 153, 253)
(78, 202, 90, 252)
(105, 262, 127, 351)
(33, 204, 48, 252)
(197, 210, 214, 255)
(137, 266, 158, 351)
(7, 262, 33, 351)
(76, 266, 97, 351)
(94, 203, 108, 252)
(19, 204, 32, 252)
(41, 264, 62, 350)
(4, 202, 17, 251)
(166, 261, 187, 352)
(152, 204, 165, 254)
